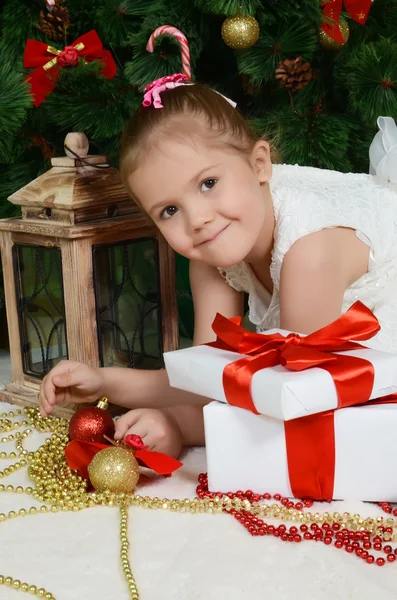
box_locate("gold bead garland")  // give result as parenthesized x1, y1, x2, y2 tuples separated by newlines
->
(0, 406, 397, 598)
(0, 574, 55, 599)
(120, 502, 139, 600)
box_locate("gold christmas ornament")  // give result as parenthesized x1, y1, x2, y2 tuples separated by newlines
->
(319, 16, 350, 51)
(88, 446, 140, 494)
(221, 14, 260, 50)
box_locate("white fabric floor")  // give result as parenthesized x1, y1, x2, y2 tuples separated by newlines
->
(1, 361, 397, 598)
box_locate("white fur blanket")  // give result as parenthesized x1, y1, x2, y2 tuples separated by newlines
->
(0, 399, 397, 600)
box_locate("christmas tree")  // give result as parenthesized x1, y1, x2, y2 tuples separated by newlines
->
(0, 0, 396, 345)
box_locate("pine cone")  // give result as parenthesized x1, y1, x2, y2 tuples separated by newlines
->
(275, 57, 312, 92)
(36, 5, 71, 41)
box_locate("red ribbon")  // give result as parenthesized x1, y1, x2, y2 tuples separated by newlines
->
(321, 0, 372, 42)
(284, 394, 397, 500)
(65, 439, 183, 486)
(210, 301, 379, 415)
(24, 30, 117, 107)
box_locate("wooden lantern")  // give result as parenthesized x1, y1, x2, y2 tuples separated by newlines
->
(0, 133, 178, 416)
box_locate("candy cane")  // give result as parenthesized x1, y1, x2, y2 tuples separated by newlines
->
(146, 26, 191, 80)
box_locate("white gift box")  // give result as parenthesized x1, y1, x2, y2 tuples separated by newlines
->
(164, 329, 397, 421)
(204, 401, 397, 501)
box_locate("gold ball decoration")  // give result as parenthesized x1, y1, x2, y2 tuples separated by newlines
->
(88, 446, 140, 494)
(221, 14, 260, 50)
(319, 17, 350, 51)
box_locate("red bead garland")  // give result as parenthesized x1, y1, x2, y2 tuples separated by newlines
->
(197, 473, 397, 568)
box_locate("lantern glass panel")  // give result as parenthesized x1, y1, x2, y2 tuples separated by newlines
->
(93, 238, 163, 369)
(13, 244, 68, 378)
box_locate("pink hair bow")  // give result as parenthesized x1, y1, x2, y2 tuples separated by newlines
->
(143, 73, 189, 108)
(142, 72, 237, 110)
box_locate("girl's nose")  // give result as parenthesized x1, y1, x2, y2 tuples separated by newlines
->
(187, 199, 215, 231)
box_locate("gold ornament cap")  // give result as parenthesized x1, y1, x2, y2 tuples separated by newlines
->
(97, 397, 109, 410)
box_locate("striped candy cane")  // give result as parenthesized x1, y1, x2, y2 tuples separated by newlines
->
(146, 26, 191, 80)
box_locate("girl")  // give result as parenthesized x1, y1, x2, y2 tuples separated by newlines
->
(39, 73, 397, 458)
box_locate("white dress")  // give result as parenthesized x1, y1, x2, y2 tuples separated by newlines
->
(218, 163, 397, 353)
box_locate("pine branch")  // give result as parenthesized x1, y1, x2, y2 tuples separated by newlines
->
(0, 0, 43, 62)
(335, 38, 397, 126)
(195, 0, 262, 16)
(258, 0, 322, 23)
(42, 64, 138, 140)
(363, 0, 397, 42)
(94, 1, 154, 47)
(0, 157, 45, 217)
(125, 53, 184, 89)
(237, 21, 318, 87)
(347, 121, 375, 173)
(0, 59, 32, 163)
(250, 109, 356, 172)
(0, 64, 32, 135)
(65, 0, 102, 38)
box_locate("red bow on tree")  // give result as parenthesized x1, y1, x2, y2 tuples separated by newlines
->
(24, 30, 117, 107)
(321, 0, 372, 42)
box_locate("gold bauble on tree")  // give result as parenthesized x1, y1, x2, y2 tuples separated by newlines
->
(88, 446, 140, 494)
(319, 16, 350, 51)
(221, 14, 260, 50)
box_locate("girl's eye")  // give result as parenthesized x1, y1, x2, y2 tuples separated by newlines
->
(160, 205, 178, 219)
(200, 178, 218, 192)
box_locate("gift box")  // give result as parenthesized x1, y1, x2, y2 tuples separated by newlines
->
(164, 302, 397, 420)
(204, 400, 397, 501)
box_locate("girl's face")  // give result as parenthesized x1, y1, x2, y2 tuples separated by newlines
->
(130, 130, 272, 268)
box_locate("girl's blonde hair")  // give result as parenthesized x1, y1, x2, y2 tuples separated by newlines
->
(120, 82, 273, 199)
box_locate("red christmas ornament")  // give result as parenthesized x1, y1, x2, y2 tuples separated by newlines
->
(68, 398, 115, 443)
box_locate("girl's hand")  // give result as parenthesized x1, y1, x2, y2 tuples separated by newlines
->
(39, 360, 104, 417)
(114, 408, 183, 458)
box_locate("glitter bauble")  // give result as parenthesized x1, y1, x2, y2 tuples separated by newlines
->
(221, 15, 260, 50)
(88, 446, 140, 493)
(68, 400, 115, 443)
(319, 17, 350, 50)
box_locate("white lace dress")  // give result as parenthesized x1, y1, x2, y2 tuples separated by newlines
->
(218, 164, 397, 353)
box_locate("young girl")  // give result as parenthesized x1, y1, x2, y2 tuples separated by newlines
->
(39, 73, 397, 458)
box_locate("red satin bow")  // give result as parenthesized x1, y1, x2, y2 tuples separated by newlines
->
(24, 30, 117, 107)
(321, 0, 372, 42)
(65, 439, 183, 485)
(210, 301, 380, 415)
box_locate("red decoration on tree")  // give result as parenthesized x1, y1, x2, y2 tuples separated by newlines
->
(23, 30, 117, 107)
(321, 0, 372, 43)
(57, 45, 79, 67)
(68, 400, 115, 444)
